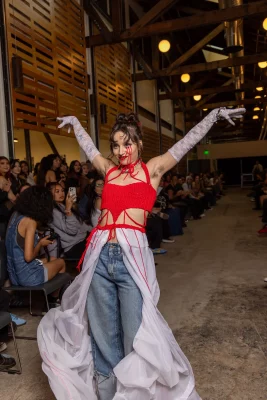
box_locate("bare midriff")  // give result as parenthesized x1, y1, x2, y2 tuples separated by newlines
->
(97, 208, 148, 243)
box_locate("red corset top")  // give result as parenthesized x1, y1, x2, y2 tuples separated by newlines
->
(100, 162, 156, 230)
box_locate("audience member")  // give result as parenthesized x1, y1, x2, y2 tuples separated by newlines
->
(79, 175, 103, 226)
(47, 183, 91, 259)
(5, 186, 65, 286)
(0, 157, 16, 238)
(9, 159, 25, 195)
(36, 154, 62, 186)
(20, 161, 35, 186)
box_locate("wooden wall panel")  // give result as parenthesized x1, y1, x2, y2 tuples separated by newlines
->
(94, 43, 133, 141)
(4, 0, 89, 137)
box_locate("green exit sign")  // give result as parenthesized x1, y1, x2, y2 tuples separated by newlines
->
(204, 150, 209, 155)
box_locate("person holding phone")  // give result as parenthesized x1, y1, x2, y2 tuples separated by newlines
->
(38, 108, 245, 400)
(5, 186, 65, 287)
(46, 183, 91, 259)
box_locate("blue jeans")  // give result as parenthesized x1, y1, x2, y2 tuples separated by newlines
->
(87, 242, 143, 400)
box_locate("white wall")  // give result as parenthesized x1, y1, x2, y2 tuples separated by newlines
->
(14, 129, 81, 165)
(197, 140, 267, 160)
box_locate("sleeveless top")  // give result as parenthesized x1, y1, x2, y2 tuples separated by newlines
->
(100, 162, 156, 231)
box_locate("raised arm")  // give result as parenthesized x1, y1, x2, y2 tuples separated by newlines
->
(57, 116, 113, 175)
(147, 107, 246, 177)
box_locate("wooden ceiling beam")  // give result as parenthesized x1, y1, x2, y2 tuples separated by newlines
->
(84, 3, 113, 43)
(195, 78, 233, 108)
(174, 98, 267, 113)
(86, 0, 267, 47)
(111, 0, 123, 32)
(127, 0, 179, 37)
(133, 52, 267, 80)
(166, 24, 224, 74)
(159, 79, 267, 100)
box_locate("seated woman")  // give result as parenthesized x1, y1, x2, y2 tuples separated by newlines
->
(36, 154, 62, 186)
(47, 183, 91, 259)
(78, 174, 104, 226)
(0, 157, 16, 238)
(9, 159, 25, 195)
(5, 186, 65, 286)
(20, 160, 35, 186)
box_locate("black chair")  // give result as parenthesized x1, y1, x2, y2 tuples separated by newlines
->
(0, 312, 22, 374)
(0, 240, 72, 316)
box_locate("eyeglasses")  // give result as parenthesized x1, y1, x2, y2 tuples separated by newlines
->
(95, 183, 104, 187)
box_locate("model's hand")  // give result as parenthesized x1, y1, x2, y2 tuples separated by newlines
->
(57, 116, 77, 133)
(216, 107, 246, 126)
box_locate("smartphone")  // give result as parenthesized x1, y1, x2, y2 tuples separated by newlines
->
(68, 187, 77, 202)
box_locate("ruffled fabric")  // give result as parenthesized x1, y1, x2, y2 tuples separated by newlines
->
(38, 229, 201, 400)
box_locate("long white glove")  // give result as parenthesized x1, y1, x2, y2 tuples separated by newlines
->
(168, 107, 246, 162)
(57, 116, 100, 163)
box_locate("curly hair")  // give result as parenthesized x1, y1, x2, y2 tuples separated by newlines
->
(110, 112, 143, 155)
(15, 186, 53, 225)
(36, 154, 61, 186)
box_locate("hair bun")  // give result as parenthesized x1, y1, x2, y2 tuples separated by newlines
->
(115, 112, 140, 126)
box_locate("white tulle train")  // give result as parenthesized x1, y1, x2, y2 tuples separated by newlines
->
(37, 228, 201, 400)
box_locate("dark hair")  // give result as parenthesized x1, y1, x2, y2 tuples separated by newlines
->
(0, 156, 10, 178)
(46, 182, 82, 222)
(19, 183, 31, 194)
(10, 159, 20, 170)
(15, 186, 53, 224)
(84, 175, 104, 225)
(69, 160, 81, 175)
(20, 161, 29, 177)
(33, 162, 40, 177)
(37, 154, 61, 186)
(110, 113, 143, 155)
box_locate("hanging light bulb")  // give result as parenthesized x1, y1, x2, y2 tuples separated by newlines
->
(181, 73, 190, 83)
(263, 18, 267, 30)
(158, 40, 171, 53)
(255, 95, 261, 99)
(256, 87, 264, 91)
(258, 61, 267, 69)
(13, 138, 18, 143)
(193, 94, 202, 101)
(254, 107, 260, 111)
(203, 108, 208, 111)
(253, 115, 259, 120)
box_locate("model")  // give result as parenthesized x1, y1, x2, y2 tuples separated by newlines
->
(38, 107, 245, 400)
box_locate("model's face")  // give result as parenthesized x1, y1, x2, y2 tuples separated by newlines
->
(112, 131, 140, 166)
(53, 157, 61, 169)
(82, 164, 89, 175)
(95, 179, 104, 196)
(52, 184, 65, 203)
(74, 162, 81, 173)
(0, 159, 10, 176)
(12, 161, 21, 175)
(21, 163, 28, 174)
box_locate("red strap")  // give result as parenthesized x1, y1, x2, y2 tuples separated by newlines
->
(142, 162, 151, 184)
(105, 165, 118, 183)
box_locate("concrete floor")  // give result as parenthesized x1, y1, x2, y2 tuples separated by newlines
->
(1, 189, 267, 399)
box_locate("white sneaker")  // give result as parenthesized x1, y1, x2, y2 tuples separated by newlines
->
(200, 213, 206, 218)
(0, 342, 7, 352)
(263, 277, 267, 282)
(162, 239, 175, 243)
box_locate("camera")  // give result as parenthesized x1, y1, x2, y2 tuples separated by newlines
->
(43, 228, 59, 241)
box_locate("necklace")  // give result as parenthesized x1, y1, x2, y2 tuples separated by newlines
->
(120, 158, 141, 174)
